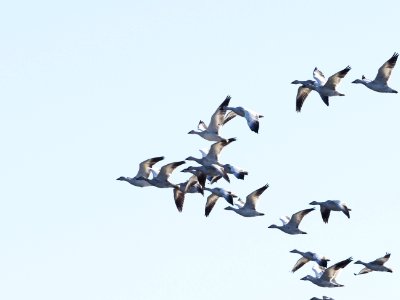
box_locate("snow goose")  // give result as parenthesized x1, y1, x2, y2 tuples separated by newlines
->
(185, 138, 236, 167)
(116, 156, 164, 187)
(204, 187, 237, 217)
(354, 252, 393, 275)
(301, 257, 353, 287)
(206, 163, 248, 183)
(135, 160, 185, 189)
(173, 175, 204, 212)
(181, 164, 230, 184)
(268, 208, 315, 235)
(188, 95, 236, 142)
(224, 184, 269, 217)
(352, 52, 398, 93)
(309, 200, 351, 223)
(294, 66, 351, 111)
(222, 164, 248, 180)
(290, 249, 330, 272)
(225, 105, 264, 133)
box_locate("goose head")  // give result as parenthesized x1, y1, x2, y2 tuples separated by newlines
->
(268, 224, 280, 229)
(185, 156, 197, 161)
(116, 176, 127, 181)
(224, 206, 235, 211)
(352, 75, 367, 83)
(300, 275, 312, 281)
(320, 258, 330, 268)
(309, 201, 320, 205)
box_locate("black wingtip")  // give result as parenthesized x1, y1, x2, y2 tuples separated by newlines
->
(250, 122, 260, 133)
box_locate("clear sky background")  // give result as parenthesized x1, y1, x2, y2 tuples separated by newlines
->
(1, 1, 399, 299)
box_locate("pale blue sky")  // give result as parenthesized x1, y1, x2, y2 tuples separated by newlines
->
(1, 1, 399, 299)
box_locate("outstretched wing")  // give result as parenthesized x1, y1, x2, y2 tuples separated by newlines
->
(291, 257, 310, 273)
(287, 208, 315, 228)
(296, 85, 313, 112)
(324, 66, 351, 90)
(157, 161, 185, 181)
(354, 267, 373, 276)
(243, 184, 269, 210)
(207, 95, 231, 133)
(320, 206, 331, 223)
(374, 52, 398, 84)
(205, 193, 220, 217)
(313, 67, 327, 86)
(205, 138, 236, 162)
(372, 253, 391, 265)
(320, 257, 353, 282)
(135, 156, 165, 178)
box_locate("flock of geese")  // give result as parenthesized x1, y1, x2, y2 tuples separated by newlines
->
(118, 52, 397, 299)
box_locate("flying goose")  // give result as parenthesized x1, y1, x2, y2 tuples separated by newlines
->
(181, 164, 230, 184)
(173, 175, 204, 212)
(224, 184, 269, 217)
(207, 163, 248, 183)
(293, 66, 351, 111)
(185, 138, 237, 167)
(188, 95, 236, 142)
(135, 160, 185, 189)
(352, 52, 398, 93)
(204, 187, 237, 217)
(225, 105, 264, 133)
(116, 156, 164, 187)
(310, 297, 334, 300)
(354, 253, 393, 275)
(290, 249, 330, 272)
(301, 257, 353, 287)
(268, 208, 315, 234)
(223, 164, 248, 180)
(309, 200, 351, 223)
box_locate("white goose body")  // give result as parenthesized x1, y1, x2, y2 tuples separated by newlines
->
(302, 276, 342, 288)
(188, 130, 227, 142)
(353, 79, 397, 93)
